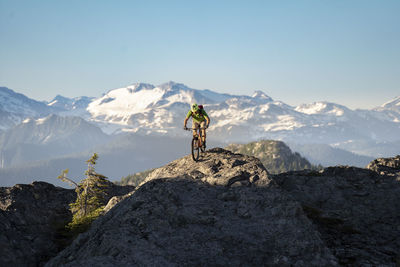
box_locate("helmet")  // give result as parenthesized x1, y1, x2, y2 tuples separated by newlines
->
(191, 103, 199, 113)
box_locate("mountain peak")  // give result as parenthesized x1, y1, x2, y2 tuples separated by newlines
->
(48, 95, 72, 106)
(252, 90, 273, 101)
(127, 83, 155, 93)
(0, 86, 53, 123)
(47, 94, 93, 111)
(158, 81, 190, 91)
(53, 94, 70, 101)
(145, 147, 272, 187)
(380, 96, 400, 109)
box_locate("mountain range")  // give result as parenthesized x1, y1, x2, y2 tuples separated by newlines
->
(1, 82, 399, 144)
(84, 82, 400, 149)
(0, 82, 399, 186)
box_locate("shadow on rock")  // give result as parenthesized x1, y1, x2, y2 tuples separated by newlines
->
(273, 159, 400, 266)
(46, 177, 337, 266)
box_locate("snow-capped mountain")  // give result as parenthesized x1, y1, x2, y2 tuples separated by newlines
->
(372, 96, 400, 123)
(295, 102, 350, 116)
(47, 95, 94, 111)
(378, 96, 400, 110)
(46, 95, 94, 118)
(87, 81, 273, 134)
(0, 87, 57, 130)
(86, 82, 400, 152)
(0, 82, 399, 158)
(87, 81, 236, 124)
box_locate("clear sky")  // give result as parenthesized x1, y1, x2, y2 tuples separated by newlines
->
(0, 0, 399, 109)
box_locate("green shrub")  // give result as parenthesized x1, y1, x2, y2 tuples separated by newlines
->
(66, 206, 104, 235)
(58, 153, 109, 237)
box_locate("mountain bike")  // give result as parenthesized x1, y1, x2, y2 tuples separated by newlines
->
(185, 127, 206, 161)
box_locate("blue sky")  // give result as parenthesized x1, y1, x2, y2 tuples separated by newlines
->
(0, 0, 399, 109)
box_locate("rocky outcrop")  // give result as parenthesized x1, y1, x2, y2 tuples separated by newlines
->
(366, 155, 400, 176)
(7, 150, 399, 266)
(0, 180, 134, 267)
(0, 182, 75, 267)
(46, 148, 338, 266)
(273, 165, 400, 266)
(226, 140, 315, 174)
(145, 147, 272, 187)
(103, 180, 135, 203)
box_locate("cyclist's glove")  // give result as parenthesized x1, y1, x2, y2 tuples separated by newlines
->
(184, 126, 188, 130)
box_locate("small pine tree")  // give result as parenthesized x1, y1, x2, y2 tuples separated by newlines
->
(58, 153, 109, 234)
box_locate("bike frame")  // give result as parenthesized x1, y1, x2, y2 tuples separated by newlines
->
(185, 127, 207, 161)
(186, 127, 206, 143)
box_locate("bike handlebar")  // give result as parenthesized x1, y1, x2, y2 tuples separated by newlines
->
(184, 127, 207, 130)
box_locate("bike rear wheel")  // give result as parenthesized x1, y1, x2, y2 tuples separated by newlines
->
(191, 137, 200, 161)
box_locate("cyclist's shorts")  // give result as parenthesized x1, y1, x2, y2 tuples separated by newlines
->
(192, 121, 206, 130)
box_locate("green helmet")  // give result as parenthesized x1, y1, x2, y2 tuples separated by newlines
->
(191, 103, 199, 113)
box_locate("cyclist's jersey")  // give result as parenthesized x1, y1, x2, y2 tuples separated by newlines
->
(186, 109, 209, 123)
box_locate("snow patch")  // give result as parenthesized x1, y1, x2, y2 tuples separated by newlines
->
(36, 117, 48, 125)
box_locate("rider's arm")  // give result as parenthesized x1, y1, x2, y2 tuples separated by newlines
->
(205, 115, 210, 127)
(184, 110, 192, 128)
(183, 117, 189, 128)
(202, 110, 210, 127)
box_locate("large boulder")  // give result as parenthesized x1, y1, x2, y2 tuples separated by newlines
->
(0, 182, 75, 266)
(0, 180, 134, 267)
(145, 147, 272, 187)
(273, 164, 400, 266)
(366, 155, 400, 176)
(46, 148, 338, 266)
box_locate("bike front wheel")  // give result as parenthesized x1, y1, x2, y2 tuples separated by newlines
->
(191, 138, 200, 161)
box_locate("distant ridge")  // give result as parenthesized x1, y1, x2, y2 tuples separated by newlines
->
(225, 140, 317, 174)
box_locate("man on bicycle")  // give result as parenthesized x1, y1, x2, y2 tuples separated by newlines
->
(184, 103, 210, 148)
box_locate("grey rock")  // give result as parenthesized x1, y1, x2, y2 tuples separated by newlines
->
(0, 182, 75, 267)
(366, 155, 400, 177)
(46, 148, 338, 266)
(103, 191, 134, 213)
(102, 180, 135, 203)
(0, 180, 134, 267)
(273, 162, 400, 266)
(145, 147, 272, 187)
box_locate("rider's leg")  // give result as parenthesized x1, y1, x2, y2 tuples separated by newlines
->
(200, 121, 206, 144)
(192, 122, 199, 139)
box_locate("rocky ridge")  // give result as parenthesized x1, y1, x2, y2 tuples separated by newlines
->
(274, 159, 400, 265)
(2, 149, 399, 266)
(0, 182, 75, 266)
(46, 148, 338, 266)
(366, 155, 400, 176)
(0, 180, 134, 267)
(144, 148, 272, 187)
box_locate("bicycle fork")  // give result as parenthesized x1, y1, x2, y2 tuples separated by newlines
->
(194, 134, 203, 147)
